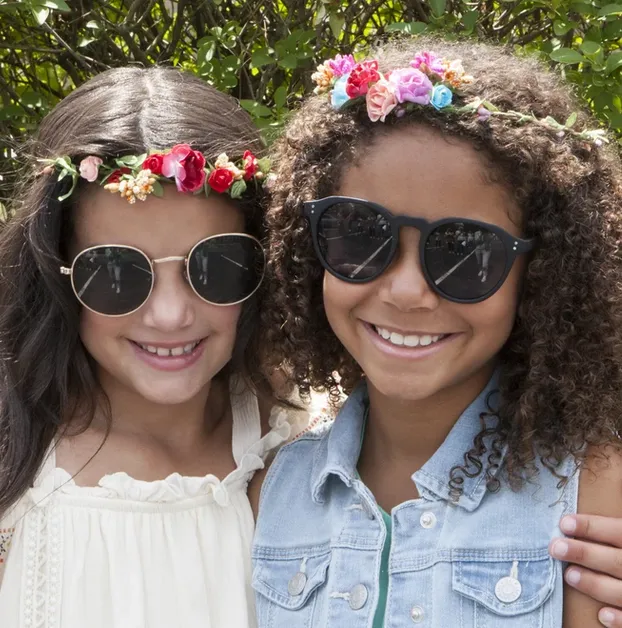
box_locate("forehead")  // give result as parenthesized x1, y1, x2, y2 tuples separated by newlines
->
(338, 126, 520, 231)
(72, 185, 246, 255)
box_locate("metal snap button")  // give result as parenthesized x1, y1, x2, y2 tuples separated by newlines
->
(287, 571, 307, 596)
(410, 605, 425, 623)
(349, 583, 368, 610)
(420, 512, 437, 529)
(495, 576, 522, 603)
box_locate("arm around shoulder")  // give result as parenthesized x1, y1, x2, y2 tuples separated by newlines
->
(563, 446, 622, 627)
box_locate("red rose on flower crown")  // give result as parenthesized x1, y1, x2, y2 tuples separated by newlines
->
(38, 144, 273, 204)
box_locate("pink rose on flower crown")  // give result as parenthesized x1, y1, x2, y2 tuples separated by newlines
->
(327, 54, 356, 78)
(366, 79, 398, 122)
(242, 150, 259, 180)
(79, 156, 103, 182)
(410, 51, 445, 78)
(388, 67, 433, 105)
(346, 60, 381, 98)
(161, 144, 206, 193)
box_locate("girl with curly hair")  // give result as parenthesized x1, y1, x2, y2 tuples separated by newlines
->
(0, 66, 313, 627)
(250, 37, 622, 627)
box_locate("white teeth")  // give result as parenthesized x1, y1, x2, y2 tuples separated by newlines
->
(404, 335, 419, 347)
(390, 332, 404, 346)
(374, 327, 445, 348)
(137, 341, 200, 357)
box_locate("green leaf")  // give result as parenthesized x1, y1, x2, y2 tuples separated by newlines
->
(251, 48, 273, 69)
(386, 21, 427, 35)
(20, 90, 44, 107)
(329, 13, 345, 38)
(550, 48, 585, 64)
(605, 50, 622, 74)
(115, 155, 141, 167)
(151, 179, 164, 198)
(31, 6, 49, 25)
(429, 0, 447, 17)
(462, 10, 479, 32)
(85, 20, 100, 29)
(239, 99, 273, 118)
(598, 4, 622, 16)
(580, 40, 602, 55)
(197, 40, 217, 65)
(273, 85, 287, 109)
(277, 55, 299, 70)
(565, 112, 578, 127)
(257, 157, 271, 173)
(553, 20, 573, 36)
(77, 36, 96, 48)
(37, 0, 70, 10)
(229, 179, 247, 199)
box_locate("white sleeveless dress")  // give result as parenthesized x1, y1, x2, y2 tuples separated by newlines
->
(0, 378, 309, 628)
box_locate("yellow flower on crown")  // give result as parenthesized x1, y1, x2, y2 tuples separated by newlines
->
(311, 62, 335, 95)
(442, 59, 474, 89)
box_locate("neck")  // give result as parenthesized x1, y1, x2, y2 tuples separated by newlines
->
(361, 364, 495, 471)
(92, 371, 228, 448)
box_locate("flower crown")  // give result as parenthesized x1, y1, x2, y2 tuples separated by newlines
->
(39, 144, 274, 204)
(312, 52, 607, 145)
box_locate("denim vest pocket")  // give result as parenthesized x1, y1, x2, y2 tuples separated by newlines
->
(252, 550, 331, 627)
(452, 554, 555, 627)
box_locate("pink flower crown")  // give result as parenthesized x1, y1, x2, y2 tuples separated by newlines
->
(39, 144, 275, 203)
(312, 51, 608, 145)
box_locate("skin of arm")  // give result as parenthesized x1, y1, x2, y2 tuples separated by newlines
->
(563, 447, 622, 627)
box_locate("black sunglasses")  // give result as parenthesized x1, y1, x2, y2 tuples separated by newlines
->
(303, 196, 535, 304)
(60, 233, 265, 316)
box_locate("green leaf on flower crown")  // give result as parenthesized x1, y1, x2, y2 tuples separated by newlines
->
(115, 155, 142, 168)
(134, 153, 147, 167)
(151, 180, 164, 198)
(543, 115, 565, 129)
(203, 178, 212, 198)
(257, 157, 271, 174)
(230, 179, 247, 199)
(565, 112, 578, 128)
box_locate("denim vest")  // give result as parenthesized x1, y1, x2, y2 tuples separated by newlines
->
(252, 376, 578, 628)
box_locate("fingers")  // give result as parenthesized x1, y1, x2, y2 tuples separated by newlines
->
(550, 537, 622, 579)
(561, 565, 622, 607)
(561, 515, 622, 548)
(597, 607, 622, 627)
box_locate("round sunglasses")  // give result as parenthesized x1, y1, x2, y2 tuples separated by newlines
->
(303, 197, 536, 304)
(60, 233, 265, 316)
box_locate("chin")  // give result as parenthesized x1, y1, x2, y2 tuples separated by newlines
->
(132, 381, 207, 406)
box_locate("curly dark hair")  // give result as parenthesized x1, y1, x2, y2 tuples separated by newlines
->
(0, 66, 268, 516)
(261, 36, 622, 492)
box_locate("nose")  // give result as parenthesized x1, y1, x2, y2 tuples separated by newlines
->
(141, 260, 195, 331)
(377, 227, 441, 311)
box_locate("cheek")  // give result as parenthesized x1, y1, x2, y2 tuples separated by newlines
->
(202, 302, 243, 336)
(323, 273, 369, 339)
(79, 309, 129, 356)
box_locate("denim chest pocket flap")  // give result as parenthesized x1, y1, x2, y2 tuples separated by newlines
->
(452, 554, 556, 616)
(252, 550, 331, 611)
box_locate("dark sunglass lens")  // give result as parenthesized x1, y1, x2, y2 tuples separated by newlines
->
(317, 202, 392, 281)
(71, 246, 153, 315)
(424, 223, 507, 300)
(188, 235, 265, 305)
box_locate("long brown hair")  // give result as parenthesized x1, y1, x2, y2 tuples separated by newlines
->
(0, 66, 266, 515)
(260, 36, 622, 491)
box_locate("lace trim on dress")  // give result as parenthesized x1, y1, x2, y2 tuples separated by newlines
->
(21, 504, 63, 628)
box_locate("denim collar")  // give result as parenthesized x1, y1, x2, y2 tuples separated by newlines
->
(310, 371, 504, 512)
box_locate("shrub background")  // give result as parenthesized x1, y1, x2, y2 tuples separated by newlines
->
(0, 0, 620, 207)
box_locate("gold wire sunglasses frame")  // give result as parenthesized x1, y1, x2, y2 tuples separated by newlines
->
(59, 233, 265, 317)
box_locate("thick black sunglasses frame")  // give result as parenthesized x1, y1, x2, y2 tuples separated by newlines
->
(60, 233, 265, 317)
(303, 196, 536, 304)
